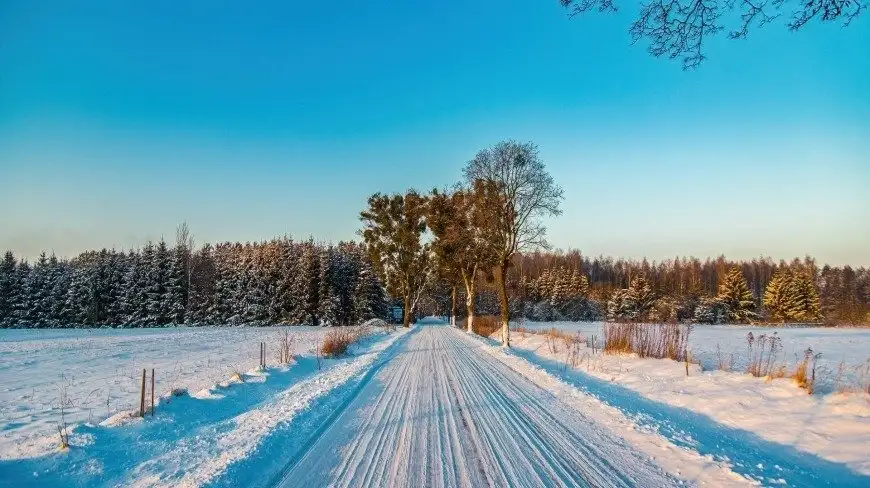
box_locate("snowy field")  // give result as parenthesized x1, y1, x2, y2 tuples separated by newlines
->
(519, 321, 870, 393)
(508, 321, 870, 475)
(0, 326, 333, 459)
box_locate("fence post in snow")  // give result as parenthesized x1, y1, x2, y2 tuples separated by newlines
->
(139, 369, 146, 418)
(151, 368, 155, 416)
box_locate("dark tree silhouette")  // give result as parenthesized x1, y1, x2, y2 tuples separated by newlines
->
(560, 0, 865, 69)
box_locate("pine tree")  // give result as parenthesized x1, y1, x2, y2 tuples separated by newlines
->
(628, 276, 657, 320)
(763, 268, 819, 322)
(568, 270, 589, 299)
(717, 267, 756, 323)
(165, 246, 187, 324)
(793, 271, 822, 322)
(11, 261, 31, 326)
(606, 288, 633, 321)
(354, 260, 386, 323)
(0, 251, 15, 327)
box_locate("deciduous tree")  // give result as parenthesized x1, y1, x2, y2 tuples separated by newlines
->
(464, 141, 563, 346)
(360, 191, 432, 327)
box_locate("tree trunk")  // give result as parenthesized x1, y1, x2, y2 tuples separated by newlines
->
(403, 293, 411, 328)
(462, 267, 477, 334)
(494, 263, 510, 347)
(450, 285, 457, 326)
(465, 282, 475, 334)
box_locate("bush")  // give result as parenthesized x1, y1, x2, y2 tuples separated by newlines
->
(320, 329, 355, 357)
(792, 348, 822, 394)
(458, 315, 501, 338)
(603, 322, 691, 361)
(746, 331, 783, 378)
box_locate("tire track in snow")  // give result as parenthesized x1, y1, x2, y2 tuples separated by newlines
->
(275, 324, 680, 487)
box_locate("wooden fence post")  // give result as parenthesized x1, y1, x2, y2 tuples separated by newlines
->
(139, 369, 146, 417)
(151, 368, 155, 416)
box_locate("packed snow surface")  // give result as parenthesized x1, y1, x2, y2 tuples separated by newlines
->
(0, 326, 331, 459)
(274, 323, 747, 487)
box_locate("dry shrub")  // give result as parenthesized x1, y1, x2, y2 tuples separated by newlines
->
(512, 326, 533, 338)
(56, 380, 71, 449)
(746, 332, 783, 378)
(858, 360, 870, 394)
(603, 322, 691, 362)
(715, 343, 734, 371)
(275, 330, 296, 364)
(320, 329, 355, 357)
(792, 348, 822, 394)
(459, 315, 501, 338)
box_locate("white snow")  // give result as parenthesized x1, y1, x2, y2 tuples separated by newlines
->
(0, 325, 405, 487)
(519, 321, 870, 393)
(3, 319, 868, 487)
(0, 326, 332, 459)
(507, 322, 870, 478)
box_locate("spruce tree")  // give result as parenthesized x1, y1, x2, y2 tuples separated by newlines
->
(0, 251, 15, 327)
(717, 267, 756, 323)
(165, 246, 187, 324)
(628, 276, 657, 320)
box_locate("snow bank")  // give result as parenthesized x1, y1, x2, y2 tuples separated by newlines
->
(506, 326, 870, 476)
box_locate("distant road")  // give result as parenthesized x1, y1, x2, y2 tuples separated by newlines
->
(275, 321, 677, 487)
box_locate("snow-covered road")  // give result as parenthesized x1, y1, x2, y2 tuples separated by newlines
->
(274, 323, 678, 488)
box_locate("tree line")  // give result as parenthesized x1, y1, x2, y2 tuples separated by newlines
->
(496, 252, 867, 325)
(0, 235, 388, 328)
(360, 139, 868, 342)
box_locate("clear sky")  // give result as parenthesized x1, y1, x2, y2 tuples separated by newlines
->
(1, 0, 868, 265)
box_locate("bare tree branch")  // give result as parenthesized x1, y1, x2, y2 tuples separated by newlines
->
(560, 0, 866, 68)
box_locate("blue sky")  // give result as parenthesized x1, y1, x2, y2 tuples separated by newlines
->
(1, 0, 868, 265)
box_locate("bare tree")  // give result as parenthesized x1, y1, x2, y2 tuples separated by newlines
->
(464, 141, 563, 346)
(360, 191, 432, 327)
(560, 0, 865, 69)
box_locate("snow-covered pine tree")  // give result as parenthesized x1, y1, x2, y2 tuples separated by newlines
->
(209, 244, 234, 324)
(0, 251, 18, 327)
(317, 246, 340, 326)
(628, 276, 657, 321)
(165, 245, 187, 325)
(102, 251, 127, 326)
(549, 268, 570, 308)
(763, 268, 803, 322)
(242, 248, 268, 325)
(717, 267, 756, 323)
(122, 249, 148, 326)
(354, 259, 387, 323)
(22, 253, 50, 327)
(270, 240, 297, 324)
(47, 256, 70, 327)
(568, 270, 589, 299)
(293, 241, 320, 325)
(186, 243, 215, 325)
(63, 262, 90, 326)
(146, 240, 172, 325)
(606, 288, 633, 321)
(793, 271, 822, 322)
(694, 296, 727, 324)
(11, 260, 31, 327)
